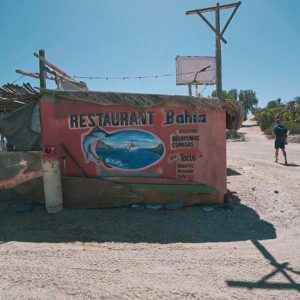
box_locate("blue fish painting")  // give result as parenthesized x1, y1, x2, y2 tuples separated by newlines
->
(82, 127, 164, 170)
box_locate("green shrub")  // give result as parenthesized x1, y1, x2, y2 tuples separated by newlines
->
(255, 97, 300, 134)
(264, 125, 273, 136)
(260, 118, 273, 131)
(255, 109, 274, 131)
(284, 121, 300, 134)
(264, 120, 300, 136)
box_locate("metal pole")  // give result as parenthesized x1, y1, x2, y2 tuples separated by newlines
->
(188, 84, 192, 96)
(215, 3, 223, 100)
(39, 49, 46, 89)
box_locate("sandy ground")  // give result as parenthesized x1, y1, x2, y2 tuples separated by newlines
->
(0, 119, 299, 300)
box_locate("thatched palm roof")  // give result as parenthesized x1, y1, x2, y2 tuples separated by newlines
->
(44, 90, 243, 130)
(0, 83, 40, 113)
(0, 85, 243, 130)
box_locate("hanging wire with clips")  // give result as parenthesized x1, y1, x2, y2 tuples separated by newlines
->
(73, 67, 215, 81)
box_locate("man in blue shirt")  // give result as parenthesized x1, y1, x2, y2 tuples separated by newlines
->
(272, 119, 288, 165)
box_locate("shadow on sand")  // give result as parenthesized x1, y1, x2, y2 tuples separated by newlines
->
(226, 131, 246, 141)
(241, 124, 259, 128)
(0, 190, 276, 244)
(279, 163, 299, 167)
(226, 240, 300, 292)
(227, 168, 242, 176)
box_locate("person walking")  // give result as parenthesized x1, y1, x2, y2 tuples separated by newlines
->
(272, 119, 288, 165)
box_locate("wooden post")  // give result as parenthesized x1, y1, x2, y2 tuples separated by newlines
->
(186, 2, 241, 101)
(42, 159, 63, 213)
(38, 49, 64, 213)
(39, 49, 46, 89)
(215, 3, 223, 100)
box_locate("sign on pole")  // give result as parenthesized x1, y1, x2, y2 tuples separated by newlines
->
(176, 56, 216, 86)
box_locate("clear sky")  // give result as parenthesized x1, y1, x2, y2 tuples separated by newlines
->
(1, 0, 299, 107)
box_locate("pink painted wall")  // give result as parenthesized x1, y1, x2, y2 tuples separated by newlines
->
(40, 94, 226, 202)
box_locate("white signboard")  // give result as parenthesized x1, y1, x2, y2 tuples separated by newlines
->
(59, 79, 89, 91)
(176, 56, 216, 85)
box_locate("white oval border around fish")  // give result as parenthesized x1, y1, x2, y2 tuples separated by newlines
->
(81, 127, 165, 171)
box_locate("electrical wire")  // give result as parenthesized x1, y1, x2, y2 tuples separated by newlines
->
(73, 69, 216, 81)
(11, 75, 24, 84)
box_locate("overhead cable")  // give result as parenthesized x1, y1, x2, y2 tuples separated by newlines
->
(73, 68, 215, 81)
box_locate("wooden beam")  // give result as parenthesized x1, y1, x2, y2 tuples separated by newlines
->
(34, 52, 76, 82)
(196, 12, 227, 44)
(221, 2, 241, 36)
(16, 69, 55, 81)
(186, 1, 241, 15)
(60, 143, 88, 178)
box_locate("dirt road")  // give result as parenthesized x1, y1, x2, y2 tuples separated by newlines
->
(0, 120, 299, 299)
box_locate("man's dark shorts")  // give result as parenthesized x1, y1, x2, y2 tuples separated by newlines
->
(275, 139, 285, 149)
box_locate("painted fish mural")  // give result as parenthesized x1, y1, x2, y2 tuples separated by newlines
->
(82, 127, 164, 170)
